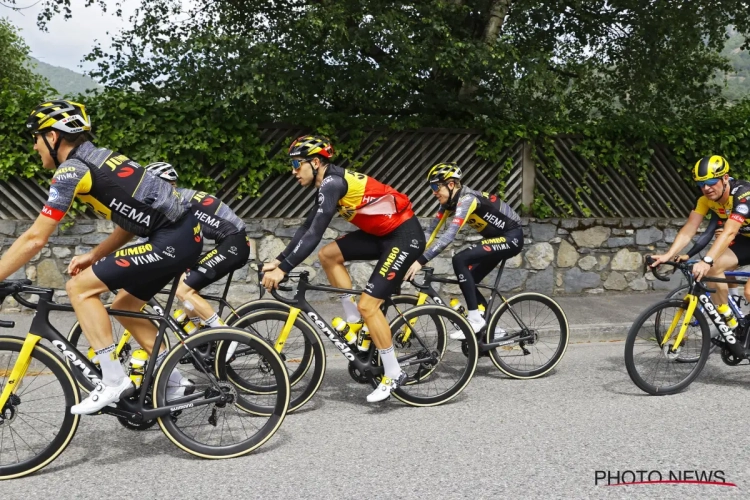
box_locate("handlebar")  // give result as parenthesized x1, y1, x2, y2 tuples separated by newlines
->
(0, 320, 15, 328)
(644, 256, 683, 282)
(0, 279, 48, 311)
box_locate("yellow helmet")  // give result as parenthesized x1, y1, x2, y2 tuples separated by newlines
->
(427, 162, 462, 184)
(693, 155, 729, 182)
(26, 100, 92, 137)
(288, 135, 335, 160)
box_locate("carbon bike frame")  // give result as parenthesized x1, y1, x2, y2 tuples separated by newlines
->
(409, 260, 537, 351)
(6, 277, 226, 422)
(268, 272, 439, 379)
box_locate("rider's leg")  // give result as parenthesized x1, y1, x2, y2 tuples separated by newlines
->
(67, 268, 127, 386)
(709, 248, 739, 307)
(321, 231, 390, 323)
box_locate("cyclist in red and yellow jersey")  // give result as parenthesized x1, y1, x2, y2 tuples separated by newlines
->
(262, 135, 425, 402)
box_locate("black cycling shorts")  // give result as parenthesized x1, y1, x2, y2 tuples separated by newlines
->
(729, 236, 750, 266)
(335, 215, 425, 299)
(93, 213, 203, 301)
(183, 232, 250, 291)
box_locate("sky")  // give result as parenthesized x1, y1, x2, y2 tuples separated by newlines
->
(5, 0, 138, 73)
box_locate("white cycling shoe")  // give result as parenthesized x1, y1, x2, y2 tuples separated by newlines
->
(166, 378, 196, 400)
(450, 317, 486, 340)
(367, 372, 408, 403)
(71, 378, 134, 415)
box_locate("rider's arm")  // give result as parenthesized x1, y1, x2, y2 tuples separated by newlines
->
(0, 160, 91, 281)
(275, 200, 320, 264)
(0, 216, 58, 281)
(424, 207, 446, 245)
(278, 177, 347, 273)
(685, 212, 719, 258)
(417, 194, 477, 265)
(705, 202, 747, 262)
(661, 211, 704, 259)
(89, 227, 137, 261)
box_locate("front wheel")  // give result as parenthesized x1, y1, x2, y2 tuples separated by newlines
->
(624, 299, 711, 395)
(154, 327, 290, 458)
(387, 305, 478, 407)
(486, 293, 569, 379)
(0, 337, 80, 479)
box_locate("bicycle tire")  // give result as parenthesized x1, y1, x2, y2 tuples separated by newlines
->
(387, 304, 478, 406)
(0, 337, 80, 479)
(67, 304, 170, 392)
(155, 327, 290, 458)
(624, 298, 711, 395)
(230, 309, 326, 413)
(486, 293, 569, 379)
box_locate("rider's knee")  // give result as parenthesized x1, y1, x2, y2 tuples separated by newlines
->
(357, 296, 381, 318)
(318, 243, 343, 266)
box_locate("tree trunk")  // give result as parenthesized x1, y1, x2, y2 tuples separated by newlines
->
(458, 0, 512, 99)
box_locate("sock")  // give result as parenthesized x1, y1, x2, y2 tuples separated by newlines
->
(205, 312, 224, 328)
(154, 349, 168, 370)
(467, 309, 484, 323)
(340, 293, 361, 323)
(95, 344, 126, 386)
(379, 345, 401, 379)
(168, 367, 186, 387)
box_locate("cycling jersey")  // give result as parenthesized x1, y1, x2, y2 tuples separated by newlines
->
(277, 165, 414, 273)
(418, 186, 522, 265)
(177, 188, 245, 242)
(42, 141, 187, 236)
(693, 179, 750, 237)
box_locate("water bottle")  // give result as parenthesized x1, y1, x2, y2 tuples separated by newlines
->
(450, 298, 466, 317)
(717, 303, 738, 329)
(174, 309, 197, 335)
(128, 349, 149, 388)
(332, 317, 358, 345)
(478, 304, 486, 317)
(357, 324, 371, 352)
(87, 347, 100, 365)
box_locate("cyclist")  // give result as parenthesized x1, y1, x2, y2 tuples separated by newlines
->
(146, 162, 250, 334)
(404, 162, 523, 340)
(0, 100, 202, 414)
(651, 155, 750, 327)
(261, 135, 425, 402)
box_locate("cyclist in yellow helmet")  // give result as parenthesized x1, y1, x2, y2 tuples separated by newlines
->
(0, 100, 201, 414)
(651, 155, 750, 328)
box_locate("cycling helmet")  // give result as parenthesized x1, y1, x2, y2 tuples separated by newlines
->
(146, 162, 178, 182)
(288, 135, 335, 160)
(427, 162, 462, 184)
(693, 155, 730, 181)
(26, 100, 94, 167)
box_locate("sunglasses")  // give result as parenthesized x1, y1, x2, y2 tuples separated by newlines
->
(696, 178, 721, 188)
(429, 182, 442, 192)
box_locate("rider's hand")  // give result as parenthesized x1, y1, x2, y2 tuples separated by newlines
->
(262, 260, 279, 272)
(715, 227, 724, 236)
(262, 267, 286, 290)
(68, 253, 96, 276)
(404, 261, 423, 282)
(692, 261, 711, 281)
(674, 254, 690, 263)
(647, 254, 673, 268)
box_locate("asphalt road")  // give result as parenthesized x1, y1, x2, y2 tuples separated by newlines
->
(2, 302, 749, 499)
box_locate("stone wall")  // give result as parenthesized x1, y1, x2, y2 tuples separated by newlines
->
(0, 216, 693, 311)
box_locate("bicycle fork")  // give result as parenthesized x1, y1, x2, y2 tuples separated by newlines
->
(0, 334, 42, 410)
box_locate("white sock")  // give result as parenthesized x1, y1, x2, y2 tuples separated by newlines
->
(168, 367, 185, 386)
(340, 294, 361, 323)
(467, 309, 484, 323)
(379, 345, 401, 379)
(205, 312, 224, 328)
(95, 344, 126, 386)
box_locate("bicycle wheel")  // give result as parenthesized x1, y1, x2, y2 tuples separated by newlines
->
(155, 327, 290, 458)
(230, 309, 325, 413)
(225, 299, 293, 326)
(67, 304, 170, 392)
(0, 337, 80, 479)
(486, 293, 569, 379)
(624, 298, 711, 395)
(387, 305, 478, 406)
